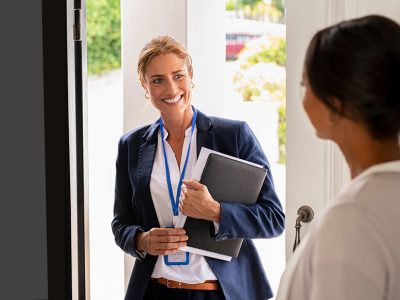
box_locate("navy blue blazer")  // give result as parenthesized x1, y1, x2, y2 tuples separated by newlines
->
(112, 109, 285, 300)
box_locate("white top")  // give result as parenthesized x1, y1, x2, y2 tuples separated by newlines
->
(150, 125, 217, 283)
(276, 160, 400, 300)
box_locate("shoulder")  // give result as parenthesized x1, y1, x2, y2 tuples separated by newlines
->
(206, 113, 258, 144)
(207, 114, 252, 138)
(119, 124, 152, 145)
(197, 108, 246, 134)
(209, 115, 245, 129)
(331, 172, 400, 214)
(316, 171, 400, 244)
(310, 188, 392, 264)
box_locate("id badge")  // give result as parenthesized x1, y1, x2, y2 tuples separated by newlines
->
(164, 251, 190, 266)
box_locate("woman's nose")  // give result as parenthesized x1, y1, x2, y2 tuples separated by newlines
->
(165, 79, 178, 95)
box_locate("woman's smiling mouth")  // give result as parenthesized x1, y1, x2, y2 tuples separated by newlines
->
(162, 94, 183, 104)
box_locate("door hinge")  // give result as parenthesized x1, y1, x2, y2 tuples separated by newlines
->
(73, 9, 81, 41)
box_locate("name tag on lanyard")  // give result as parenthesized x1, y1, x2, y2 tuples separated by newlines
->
(164, 249, 190, 265)
(160, 107, 197, 266)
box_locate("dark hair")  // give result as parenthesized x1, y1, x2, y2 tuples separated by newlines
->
(305, 15, 400, 140)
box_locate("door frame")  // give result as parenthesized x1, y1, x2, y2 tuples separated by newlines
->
(42, 0, 89, 299)
(42, 0, 72, 298)
(285, 0, 351, 260)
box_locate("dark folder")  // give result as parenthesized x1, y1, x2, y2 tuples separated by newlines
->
(183, 152, 267, 258)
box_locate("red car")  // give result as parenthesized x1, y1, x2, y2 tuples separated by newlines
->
(226, 33, 261, 60)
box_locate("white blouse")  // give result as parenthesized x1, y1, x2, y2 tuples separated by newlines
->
(149, 125, 217, 283)
(276, 160, 400, 300)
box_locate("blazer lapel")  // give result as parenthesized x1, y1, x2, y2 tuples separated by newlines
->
(195, 109, 214, 156)
(137, 119, 160, 229)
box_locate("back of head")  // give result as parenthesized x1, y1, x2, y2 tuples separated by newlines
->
(305, 15, 400, 140)
(137, 35, 192, 81)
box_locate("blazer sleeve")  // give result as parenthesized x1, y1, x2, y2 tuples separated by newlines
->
(111, 137, 145, 260)
(214, 122, 285, 240)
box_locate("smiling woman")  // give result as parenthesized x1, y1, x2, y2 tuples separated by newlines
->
(111, 35, 285, 300)
(138, 36, 195, 165)
(140, 52, 194, 126)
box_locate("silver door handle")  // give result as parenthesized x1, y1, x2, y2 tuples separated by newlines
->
(293, 205, 314, 252)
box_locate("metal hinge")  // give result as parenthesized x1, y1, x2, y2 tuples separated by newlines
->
(73, 9, 81, 41)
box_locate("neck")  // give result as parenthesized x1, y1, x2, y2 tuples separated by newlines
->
(161, 106, 194, 141)
(338, 136, 400, 179)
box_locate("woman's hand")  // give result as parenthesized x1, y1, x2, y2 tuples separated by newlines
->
(179, 179, 221, 222)
(135, 228, 188, 256)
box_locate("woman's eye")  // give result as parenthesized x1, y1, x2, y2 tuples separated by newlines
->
(174, 74, 184, 80)
(152, 78, 163, 84)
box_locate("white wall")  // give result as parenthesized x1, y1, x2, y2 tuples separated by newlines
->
(87, 71, 124, 300)
(186, 0, 225, 116)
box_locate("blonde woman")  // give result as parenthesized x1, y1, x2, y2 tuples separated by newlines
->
(112, 36, 284, 300)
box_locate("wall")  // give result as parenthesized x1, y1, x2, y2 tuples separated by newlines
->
(0, 0, 48, 298)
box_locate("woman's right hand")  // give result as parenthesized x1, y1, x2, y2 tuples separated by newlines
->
(135, 228, 188, 256)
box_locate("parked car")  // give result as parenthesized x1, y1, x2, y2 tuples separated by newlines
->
(226, 32, 261, 60)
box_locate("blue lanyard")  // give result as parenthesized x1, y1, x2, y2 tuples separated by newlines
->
(159, 107, 197, 216)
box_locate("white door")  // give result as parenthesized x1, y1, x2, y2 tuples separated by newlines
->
(285, 0, 400, 259)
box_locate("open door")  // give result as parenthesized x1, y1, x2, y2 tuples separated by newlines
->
(67, 0, 90, 299)
(285, 0, 400, 259)
(78, 0, 400, 298)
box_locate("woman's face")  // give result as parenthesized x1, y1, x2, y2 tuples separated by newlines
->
(141, 53, 193, 116)
(302, 75, 335, 140)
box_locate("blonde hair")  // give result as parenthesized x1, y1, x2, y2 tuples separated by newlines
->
(137, 35, 192, 81)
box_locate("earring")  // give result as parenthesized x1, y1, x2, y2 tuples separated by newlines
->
(145, 92, 150, 99)
(190, 82, 194, 89)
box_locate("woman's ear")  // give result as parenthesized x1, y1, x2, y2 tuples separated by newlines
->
(328, 98, 348, 129)
(139, 75, 146, 89)
(188, 66, 193, 80)
(328, 110, 339, 124)
(139, 76, 150, 99)
(331, 97, 346, 120)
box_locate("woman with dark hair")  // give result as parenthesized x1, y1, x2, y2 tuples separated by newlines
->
(276, 15, 400, 300)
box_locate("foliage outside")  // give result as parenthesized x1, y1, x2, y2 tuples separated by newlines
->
(226, 0, 285, 23)
(233, 34, 286, 163)
(87, 0, 121, 75)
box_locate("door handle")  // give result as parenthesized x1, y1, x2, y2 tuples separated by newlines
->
(293, 205, 314, 252)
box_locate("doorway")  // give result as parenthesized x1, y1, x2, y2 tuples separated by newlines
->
(86, 0, 286, 299)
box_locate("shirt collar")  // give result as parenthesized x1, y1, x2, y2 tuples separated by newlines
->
(355, 160, 400, 181)
(162, 126, 195, 140)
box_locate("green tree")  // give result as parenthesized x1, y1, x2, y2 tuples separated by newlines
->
(271, 0, 285, 14)
(233, 35, 287, 163)
(226, 0, 236, 11)
(87, 0, 121, 75)
(238, 0, 263, 7)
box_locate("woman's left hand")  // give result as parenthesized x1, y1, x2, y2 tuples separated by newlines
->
(179, 179, 221, 222)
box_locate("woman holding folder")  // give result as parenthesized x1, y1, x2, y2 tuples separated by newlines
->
(112, 35, 285, 300)
(276, 15, 400, 300)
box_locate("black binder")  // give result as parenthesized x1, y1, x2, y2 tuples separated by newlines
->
(183, 153, 267, 258)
